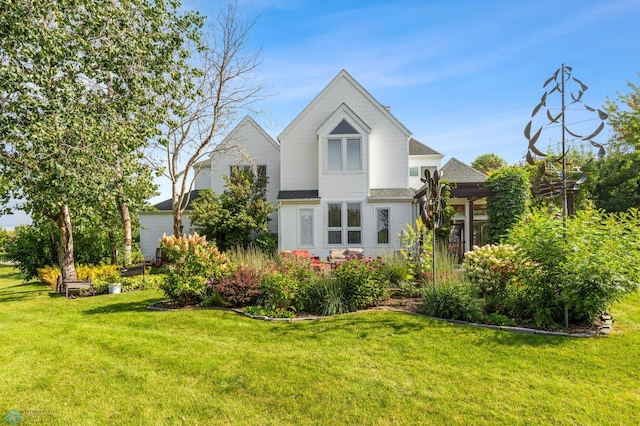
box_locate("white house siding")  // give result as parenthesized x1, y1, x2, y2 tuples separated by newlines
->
(139, 213, 194, 260)
(408, 154, 442, 190)
(207, 117, 281, 234)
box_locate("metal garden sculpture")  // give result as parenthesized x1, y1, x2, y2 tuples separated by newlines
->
(525, 64, 607, 225)
(414, 168, 446, 292)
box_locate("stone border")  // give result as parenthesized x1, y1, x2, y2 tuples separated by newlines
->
(148, 301, 609, 336)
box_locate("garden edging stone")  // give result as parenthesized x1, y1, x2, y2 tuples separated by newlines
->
(148, 300, 606, 336)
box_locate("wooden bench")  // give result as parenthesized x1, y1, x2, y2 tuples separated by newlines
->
(120, 264, 147, 288)
(58, 277, 94, 298)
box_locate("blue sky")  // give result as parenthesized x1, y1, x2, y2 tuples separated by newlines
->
(2, 0, 639, 229)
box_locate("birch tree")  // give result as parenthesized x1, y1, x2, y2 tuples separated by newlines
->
(0, 0, 202, 280)
(155, 3, 264, 237)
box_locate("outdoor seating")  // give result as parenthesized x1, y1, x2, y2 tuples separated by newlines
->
(328, 248, 364, 268)
(58, 276, 94, 298)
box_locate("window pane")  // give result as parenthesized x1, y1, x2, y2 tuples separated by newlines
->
(347, 203, 360, 227)
(377, 208, 389, 244)
(257, 165, 267, 190)
(300, 209, 313, 245)
(328, 139, 342, 171)
(328, 203, 341, 227)
(346, 138, 361, 170)
(328, 231, 342, 245)
(409, 167, 419, 177)
(347, 231, 361, 244)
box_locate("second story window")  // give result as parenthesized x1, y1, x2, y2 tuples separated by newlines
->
(327, 119, 361, 172)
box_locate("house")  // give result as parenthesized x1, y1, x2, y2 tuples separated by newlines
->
(140, 70, 488, 261)
(139, 116, 280, 259)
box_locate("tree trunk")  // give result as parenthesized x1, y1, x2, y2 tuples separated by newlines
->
(56, 205, 77, 282)
(173, 209, 184, 237)
(117, 197, 132, 265)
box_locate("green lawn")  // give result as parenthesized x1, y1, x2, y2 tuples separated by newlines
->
(1, 265, 639, 425)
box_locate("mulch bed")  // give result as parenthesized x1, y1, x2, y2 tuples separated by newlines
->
(149, 296, 605, 336)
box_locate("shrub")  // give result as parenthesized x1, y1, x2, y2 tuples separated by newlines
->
(258, 271, 305, 313)
(507, 208, 640, 324)
(378, 254, 411, 288)
(159, 233, 232, 305)
(243, 305, 295, 319)
(334, 257, 388, 311)
(307, 275, 348, 316)
(208, 264, 261, 307)
(485, 166, 531, 244)
(419, 279, 484, 323)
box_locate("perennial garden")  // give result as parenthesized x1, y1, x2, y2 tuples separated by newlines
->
(151, 207, 640, 332)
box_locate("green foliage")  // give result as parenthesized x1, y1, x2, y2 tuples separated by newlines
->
(507, 208, 640, 324)
(418, 279, 485, 323)
(591, 79, 640, 212)
(2, 221, 114, 280)
(2, 224, 57, 280)
(485, 166, 531, 244)
(461, 244, 536, 317)
(0, 0, 200, 277)
(378, 254, 412, 288)
(333, 258, 388, 311)
(471, 153, 507, 174)
(258, 271, 306, 313)
(159, 233, 232, 305)
(306, 275, 349, 316)
(191, 171, 276, 251)
(243, 305, 295, 319)
(398, 219, 433, 281)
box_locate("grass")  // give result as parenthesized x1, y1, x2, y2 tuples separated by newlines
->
(1, 264, 640, 425)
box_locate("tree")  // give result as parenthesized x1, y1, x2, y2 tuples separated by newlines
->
(154, 3, 264, 237)
(485, 166, 531, 244)
(0, 1, 201, 280)
(471, 153, 507, 174)
(190, 170, 275, 251)
(591, 77, 640, 212)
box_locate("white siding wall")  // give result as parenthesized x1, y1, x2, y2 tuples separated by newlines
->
(408, 155, 442, 190)
(139, 213, 193, 260)
(209, 118, 281, 234)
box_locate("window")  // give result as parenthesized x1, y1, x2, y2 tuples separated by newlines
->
(326, 120, 361, 172)
(376, 208, 390, 244)
(409, 167, 419, 177)
(299, 209, 313, 246)
(230, 164, 251, 177)
(257, 165, 267, 190)
(327, 202, 361, 245)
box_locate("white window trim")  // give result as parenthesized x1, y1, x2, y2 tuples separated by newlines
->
(326, 201, 362, 247)
(325, 135, 362, 173)
(375, 206, 391, 246)
(298, 208, 314, 247)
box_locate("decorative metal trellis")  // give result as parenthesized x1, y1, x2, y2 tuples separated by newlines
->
(525, 64, 607, 224)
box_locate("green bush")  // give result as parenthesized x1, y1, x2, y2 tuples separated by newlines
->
(307, 275, 348, 316)
(461, 244, 533, 316)
(418, 280, 484, 323)
(258, 271, 306, 313)
(507, 208, 640, 324)
(378, 254, 411, 288)
(158, 233, 232, 305)
(334, 258, 388, 311)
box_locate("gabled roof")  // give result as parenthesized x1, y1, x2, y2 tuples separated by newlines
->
(317, 103, 371, 136)
(278, 69, 411, 142)
(441, 158, 488, 183)
(152, 189, 203, 211)
(409, 138, 443, 157)
(213, 116, 280, 155)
